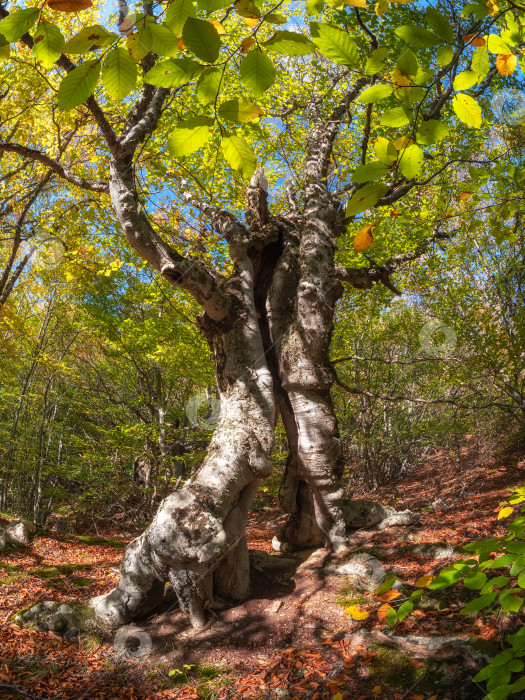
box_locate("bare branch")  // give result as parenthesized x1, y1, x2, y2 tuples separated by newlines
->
(0, 142, 109, 193)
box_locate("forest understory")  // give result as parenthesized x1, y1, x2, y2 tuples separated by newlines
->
(1, 442, 524, 700)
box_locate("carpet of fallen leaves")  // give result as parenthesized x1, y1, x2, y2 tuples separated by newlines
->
(1, 444, 524, 699)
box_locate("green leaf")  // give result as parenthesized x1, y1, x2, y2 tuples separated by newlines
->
(425, 7, 454, 43)
(240, 48, 275, 96)
(139, 16, 180, 56)
(505, 541, 525, 554)
(518, 572, 525, 587)
(0, 7, 39, 43)
(375, 575, 397, 595)
(306, 0, 324, 14)
(139, 17, 179, 58)
(102, 47, 137, 100)
(309, 22, 359, 67)
(472, 45, 489, 77)
(499, 589, 524, 612)
(428, 569, 465, 589)
(481, 576, 511, 593)
(464, 538, 500, 553)
(358, 84, 394, 103)
(221, 135, 256, 179)
(416, 119, 449, 145)
(396, 47, 418, 77)
(510, 556, 525, 576)
(460, 592, 497, 614)
(352, 162, 390, 183)
(386, 607, 398, 627)
(32, 20, 65, 70)
(437, 45, 454, 67)
(380, 107, 411, 127)
(486, 34, 511, 54)
(234, 0, 261, 18)
(218, 98, 263, 123)
(374, 136, 397, 165)
(166, 0, 196, 37)
(397, 600, 413, 621)
(453, 70, 479, 91)
(265, 13, 288, 25)
(145, 58, 202, 87)
(395, 25, 440, 49)
(453, 94, 482, 129)
(345, 183, 388, 217)
(168, 116, 214, 157)
(365, 47, 388, 75)
(463, 571, 487, 590)
(182, 18, 221, 63)
(398, 143, 424, 179)
(196, 66, 221, 104)
(197, 0, 231, 11)
(264, 31, 315, 56)
(63, 25, 117, 54)
(57, 59, 101, 111)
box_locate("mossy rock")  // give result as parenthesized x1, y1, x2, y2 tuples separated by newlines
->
(31, 563, 89, 578)
(369, 645, 428, 688)
(12, 601, 98, 635)
(72, 577, 93, 588)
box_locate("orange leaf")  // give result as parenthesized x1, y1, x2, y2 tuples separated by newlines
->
(209, 19, 226, 34)
(462, 34, 485, 47)
(48, 0, 92, 10)
(353, 224, 375, 253)
(409, 660, 425, 668)
(376, 590, 401, 602)
(496, 53, 517, 76)
(241, 37, 255, 53)
(377, 603, 392, 623)
(178, 37, 186, 50)
(372, 686, 383, 695)
(390, 209, 401, 217)
(458, 192, 472, 200)
(414, 575, 434, 587)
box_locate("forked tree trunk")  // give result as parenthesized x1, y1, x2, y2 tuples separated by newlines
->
(89, 251, 276, 629)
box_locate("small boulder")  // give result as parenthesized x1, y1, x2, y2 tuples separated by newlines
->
(343, 500, 395, 529)
(0, 520, 31, 550)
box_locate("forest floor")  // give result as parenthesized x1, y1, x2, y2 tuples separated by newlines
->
(1, 444, 525, 700)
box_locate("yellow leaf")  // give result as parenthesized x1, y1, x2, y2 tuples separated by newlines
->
(496, 53, 517, 76)
(414, 575, 434, 587)
(393, 68, 411, 86)
(376, 589, 401, 602)
(372, 687, 383, 696)
(333, 695, 343, 700)
(243, 17, 259, 27)
(462, 34, 485, 47)
(498, 506, 514, 519)
(393, 136, 414, 151)
(241, 37, 255, 53)
(375, 0, 389, 13)
(208, 19, 226, 34)
(486, 0, 500, 15)
(353, 224, 375, 253)
(347, 0, 367, 5)
(346, 605, 369, 620)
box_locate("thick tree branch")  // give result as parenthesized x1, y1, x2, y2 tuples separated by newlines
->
(120, 87, 170, 155)
(335, 226, 458, 294)
(0, 142, 109, 193)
